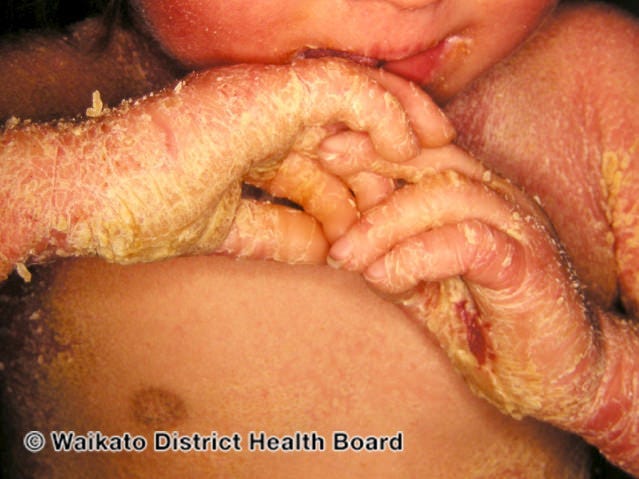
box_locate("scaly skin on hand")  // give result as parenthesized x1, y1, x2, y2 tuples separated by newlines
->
(573, 309, 639, 476)
(322, 140, 639, 475)
(0, 58, 452, 280)
(435, 5, 639, 474)
(293, 6, 639, 474)
(327, 158, 602, 418)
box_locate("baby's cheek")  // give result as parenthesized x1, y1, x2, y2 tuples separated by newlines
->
(133, 0, 240, 67)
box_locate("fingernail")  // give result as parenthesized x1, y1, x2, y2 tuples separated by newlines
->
(364, 259, 386, 282)
(326, 255, 342, 269)
(328, 237, 353, 267)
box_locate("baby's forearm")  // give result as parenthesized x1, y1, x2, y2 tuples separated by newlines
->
(0, 21, 301, 279)
(0, 67, 301, 276)
(0, 120, 57, 277)
(0, 58, 425, 280)
(565, 308, 639, 476)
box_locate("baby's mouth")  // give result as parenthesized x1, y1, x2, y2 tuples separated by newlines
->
(294, 48, 382, 68)
(294, 39, 457, 86)
(382, 39, 449, 84)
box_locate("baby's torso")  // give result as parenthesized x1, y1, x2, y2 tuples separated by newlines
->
(5, 256, 588, 478)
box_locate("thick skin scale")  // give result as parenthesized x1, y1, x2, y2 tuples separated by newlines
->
(443, 4, 639, 475)
(0, 58, 439, 279)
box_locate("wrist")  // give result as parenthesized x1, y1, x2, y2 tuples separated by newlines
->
(573, 307, 639, 474)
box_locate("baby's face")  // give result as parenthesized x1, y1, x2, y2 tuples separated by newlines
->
(133, 0, 556, 101)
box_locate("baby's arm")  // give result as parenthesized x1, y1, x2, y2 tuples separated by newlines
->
(0, 18, 334, 272)
(325, 145, 639, 475)
(442, 4, 639, 473)
(321, 3, 639, 475)
(1, 33, 455, 280)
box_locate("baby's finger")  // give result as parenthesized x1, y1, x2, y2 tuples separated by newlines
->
(364, 220, 525, 294)
(293, 58, 419, 162)
(347, 171, 395, 211)
(317, 131, 396, 209)
(366, 68, 456, 148)
(403, 145, 488, 182)
(214, 199, 328, 264)
(261, 152, 359, 242)
(406, 149, 553, 232)
(318, 131, 376, 177)
(328, 171, 517, 271)
(320, 134, 486, 184)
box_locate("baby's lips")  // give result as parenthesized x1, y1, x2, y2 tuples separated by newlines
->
(295, 48, 382, 67)
(383, 36, 471, 87)
(383, 44, 446, 85)
(296, 41, 448, 85)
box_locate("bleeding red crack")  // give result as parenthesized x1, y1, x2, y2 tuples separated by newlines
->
(455, 300, 488, 366)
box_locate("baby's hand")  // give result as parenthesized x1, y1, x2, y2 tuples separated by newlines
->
(0, 59, 454, 278)
(208, 65, 454, 265)
(326, 145, 600, 421)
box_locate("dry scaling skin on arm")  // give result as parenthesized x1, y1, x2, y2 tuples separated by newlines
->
(391, 9, 639, 476)
(286, 3, 639, 475)
(0, 57, 449, 281)
(436, 4, 639, 474)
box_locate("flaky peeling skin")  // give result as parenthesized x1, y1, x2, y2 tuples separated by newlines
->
(353, 171, 601, 422)
(0, 58, 420, 279)
(360, 168, 639, 477)
(601, 142, 639, 315)
(326, 142, 639, 472)
(432, 5, 639, 474)
(361, 152, 639, 475)
(571, 309, 639, 477)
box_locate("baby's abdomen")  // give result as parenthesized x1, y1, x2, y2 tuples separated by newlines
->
(14, 256, 588, 478)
